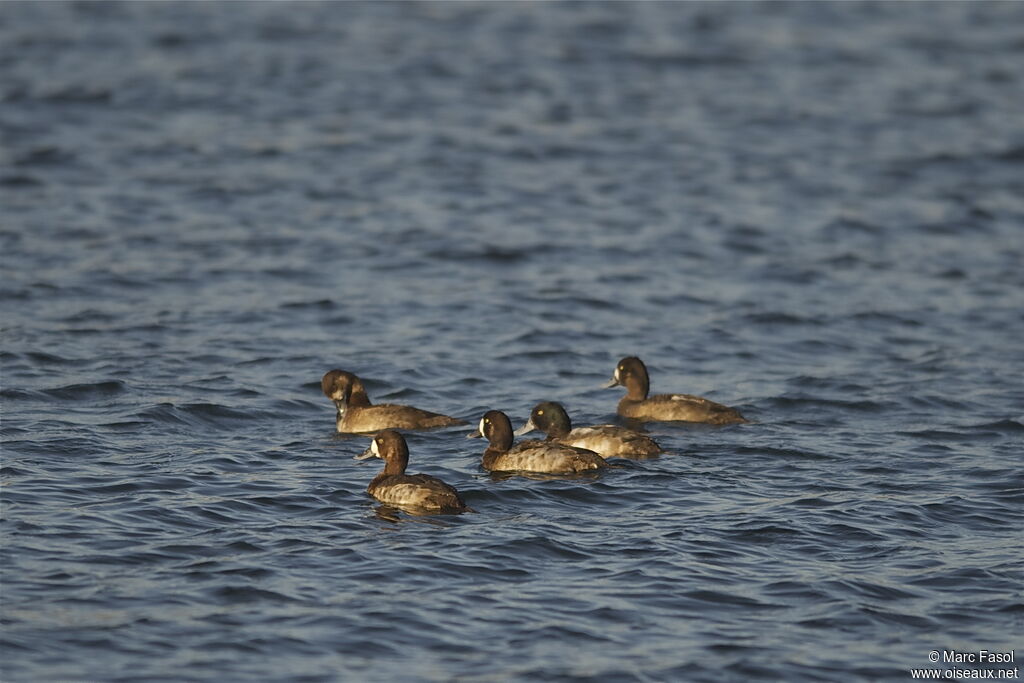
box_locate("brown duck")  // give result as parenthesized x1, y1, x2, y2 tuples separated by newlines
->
(354, 430, 468, 513)
(604, 357, 747, 424)
(322, 369, 465, 434)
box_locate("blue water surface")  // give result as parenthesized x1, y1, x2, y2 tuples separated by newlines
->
(2, 3, 1023, 681)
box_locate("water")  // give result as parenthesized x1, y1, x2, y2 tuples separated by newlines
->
(2, 2, 1023, 681)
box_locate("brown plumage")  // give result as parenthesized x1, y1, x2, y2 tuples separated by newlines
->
(355, 430, 468, 513)
(469, 410, 608, 474)
(322, 369, 465, 433)
(516, 401, 663, 458)
(604, 357, 747, 425)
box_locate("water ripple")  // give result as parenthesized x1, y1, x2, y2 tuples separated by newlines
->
(3, 2, 1023, 681)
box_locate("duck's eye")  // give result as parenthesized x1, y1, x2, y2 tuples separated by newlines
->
(537, 410, 544, 415)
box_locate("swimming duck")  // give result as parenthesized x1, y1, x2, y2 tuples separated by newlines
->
(514, 401, 663, 458)
(354, 430, 468, 512)
(468, 410, 608, 474)
(604, 357, 747, 424)
(322, 369, 465, 433)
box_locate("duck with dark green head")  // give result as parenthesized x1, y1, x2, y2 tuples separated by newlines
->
(515, 401, 663, 458)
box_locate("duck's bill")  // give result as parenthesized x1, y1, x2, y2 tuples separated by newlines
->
(353, 446, 376, 460)
(513, 418, 536, 436)
(465, 430, 482, 439)
(602, 377, 619, 388)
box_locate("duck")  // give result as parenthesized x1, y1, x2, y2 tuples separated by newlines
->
(468, 410, 608, 474)
(514, 401, 663, 458)
(322, 369, 465, 434)
(604, 356, 747, 424)
(354, 430, 468, 512)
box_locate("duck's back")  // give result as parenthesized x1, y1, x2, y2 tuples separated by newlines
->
(618, 393, 747, 424)
(564, 425, 662, 458)
(368, 473, 466, 511)
(488, 441, 607, 474)
(340, 404, 465, 433)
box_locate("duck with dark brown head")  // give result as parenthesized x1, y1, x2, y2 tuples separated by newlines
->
(468, 410, 607, 474)
(322, 369, 465, 434)
(604, 357, 747, 425)
(354, 430, 468, 513)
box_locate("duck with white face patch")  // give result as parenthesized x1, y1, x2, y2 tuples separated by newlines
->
(604, 357, 748, 425)
(354, 430, 468, 513)
(468, 410, 608, 474)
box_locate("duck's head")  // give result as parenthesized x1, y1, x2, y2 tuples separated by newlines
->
(354, 429, 409, 475)
(515, 401, 572, 439)
(604, 356, 650, 399)
(467, 410, 514, 451)
(322, 369, 371, 410)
